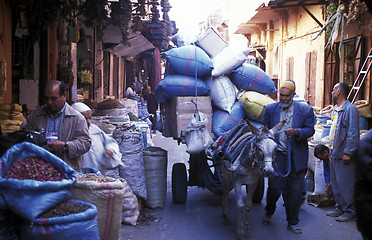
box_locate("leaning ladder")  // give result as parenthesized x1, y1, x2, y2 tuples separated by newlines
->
(348, 47, 372, 104)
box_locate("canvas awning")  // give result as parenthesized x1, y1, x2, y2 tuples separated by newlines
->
(111, 34, 155, 58)
(102, 24, 155, 58)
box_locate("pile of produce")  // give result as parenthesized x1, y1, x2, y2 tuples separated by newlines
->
(3, 156, 65, 181)
(76, 173, 117, 183)
(39, 200, 90, 218)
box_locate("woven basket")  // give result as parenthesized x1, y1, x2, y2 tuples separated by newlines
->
(319, 105, 333, 118)
(355, 100, 372, 118)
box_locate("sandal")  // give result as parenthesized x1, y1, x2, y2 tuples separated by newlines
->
(287, 224, 302, 234)
(261, 215, 272, 225)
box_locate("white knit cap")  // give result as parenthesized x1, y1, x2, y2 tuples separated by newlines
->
(71, 102, 91, 113)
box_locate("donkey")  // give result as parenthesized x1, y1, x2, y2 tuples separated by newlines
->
(217, 120, 285, 239)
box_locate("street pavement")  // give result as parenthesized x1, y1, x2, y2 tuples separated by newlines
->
(119, 131, 363, 240)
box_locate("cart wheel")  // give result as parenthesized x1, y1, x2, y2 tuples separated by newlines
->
(172, 163, 188, 204)
(252, 173, 264, 203)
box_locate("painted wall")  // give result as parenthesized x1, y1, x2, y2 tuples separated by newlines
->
(0, 0, 12, 103)
(250, 5, 326, 107)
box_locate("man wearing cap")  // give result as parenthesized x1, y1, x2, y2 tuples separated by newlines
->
(261, 80, 315, 234)
(72, 102, 122, 177)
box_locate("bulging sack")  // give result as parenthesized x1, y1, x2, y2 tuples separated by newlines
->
(230, 63, 277, 94)
(164, 45, 213, 77)
(212, 47, 252, 77)
(155, 74, 210, 103)
(72, 176, 125, 240)
(206, 75, 237, 113)
(238, 91, 275, 123)
(212, 102, 246, 137)
(0, 142, 76, 221)
(185, 112, 214, 154)
(20, 200, 99, 240)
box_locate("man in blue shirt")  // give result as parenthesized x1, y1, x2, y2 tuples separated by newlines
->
(314, 144, 332, 196)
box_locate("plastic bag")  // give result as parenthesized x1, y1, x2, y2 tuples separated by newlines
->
(185, 112, 214, 154)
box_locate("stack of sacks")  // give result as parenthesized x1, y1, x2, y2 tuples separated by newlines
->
(0, 103, 26, 134)
(206, 46, 277, 137)
(155, 45, 212, 103)
(157, 29, 277, 139)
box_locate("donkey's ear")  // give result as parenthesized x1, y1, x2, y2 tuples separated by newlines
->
(246, 120, 260, 135)
(270, 120, 286, 135)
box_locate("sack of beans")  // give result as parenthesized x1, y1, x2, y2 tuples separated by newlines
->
(0, 142, 76, 221)
(72, 173, 125, 240)
(20, 199, 99, 240)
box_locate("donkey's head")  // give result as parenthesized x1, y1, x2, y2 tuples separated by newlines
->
(247, 120, 285, 176)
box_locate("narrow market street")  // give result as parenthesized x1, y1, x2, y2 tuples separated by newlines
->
(119, 131, 363, 240)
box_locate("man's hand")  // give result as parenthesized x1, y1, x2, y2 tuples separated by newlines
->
(285, 128, 299, 138)
(326, 183, 332, 195)
(342, 154, 351, 164)
(47, 140, 65, 153)
(106, 148, 114, 157)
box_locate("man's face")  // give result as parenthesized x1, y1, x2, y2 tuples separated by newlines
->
(279, 87, 294, 108)
(81, 110, 92, 127)
(45, 84, 66, 114)
(316, 151, 329, 161)
(331, 84, 340, 102)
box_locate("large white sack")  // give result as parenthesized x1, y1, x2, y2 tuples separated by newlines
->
(206, 76, 237, 113)
(211, 47, 252, 77)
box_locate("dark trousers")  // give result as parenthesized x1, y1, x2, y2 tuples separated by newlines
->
(265, 151, 306, 225)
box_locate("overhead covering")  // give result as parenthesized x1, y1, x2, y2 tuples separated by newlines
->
(267, 0, 326, 8)
(102, 24, 155, 58)
(111, 35, 155, 58)
(235, 0, 327, 35)
(235, 4, 275, 35)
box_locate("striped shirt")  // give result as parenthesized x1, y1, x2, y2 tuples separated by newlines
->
(46, 103, 66, 139)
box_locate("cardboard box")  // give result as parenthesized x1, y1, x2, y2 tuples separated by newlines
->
(160, 97, 213, 139)
(169, 96, 212, 138)
(170, 96, 212, 115)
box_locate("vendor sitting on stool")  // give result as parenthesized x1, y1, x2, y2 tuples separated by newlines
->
(72, 102, 122, 177)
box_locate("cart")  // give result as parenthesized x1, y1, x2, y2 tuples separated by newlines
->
(171, 149, 265, 204)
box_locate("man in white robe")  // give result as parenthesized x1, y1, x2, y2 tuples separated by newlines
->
(72, 102, 122, 177)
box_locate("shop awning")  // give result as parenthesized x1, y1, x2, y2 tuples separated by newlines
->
(111, 34, 155, 58)
(102, 24, 155, 58)
(234, 3, 275, 35)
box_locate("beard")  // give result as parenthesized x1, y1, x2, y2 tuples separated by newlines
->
(280, 99, 293, 109)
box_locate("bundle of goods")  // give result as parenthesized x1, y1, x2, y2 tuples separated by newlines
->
(113, 125, 147, 200)
(158, 27, 277, 142)
(0, 103, 25, 134)
(0, 142, 76, 221)
(21, 200, 99, 240)
(0, 142, 97, 239)
(155, 75, 210, 103)
(97, 99, 122, 110)
(72, 172, 138, 240)
(143, 147, 168, 209)
(238, 91, 275, 123)
(212, 102, 246, 137)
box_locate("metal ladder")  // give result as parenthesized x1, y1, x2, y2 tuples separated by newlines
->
(348, 47, 372, 104)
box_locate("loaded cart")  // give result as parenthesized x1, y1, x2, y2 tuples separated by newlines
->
(161, 96, 264, 204)
(158, 27, 274, 205)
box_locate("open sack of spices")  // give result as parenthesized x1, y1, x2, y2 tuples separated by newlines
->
(0, 142, 76, 221)
(20, 199, 99, 240)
